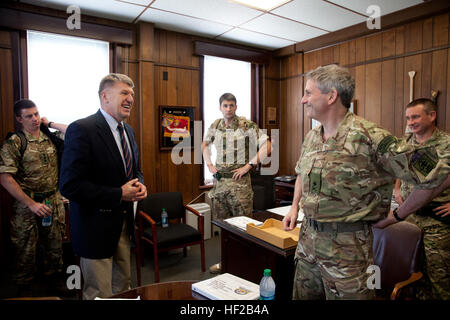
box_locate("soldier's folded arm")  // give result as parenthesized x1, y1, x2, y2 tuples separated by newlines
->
(373, 130, 450, 224)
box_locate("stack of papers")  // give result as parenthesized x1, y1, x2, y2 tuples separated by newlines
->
(192, 273, 260, 300)
(224, 216, 263, 231)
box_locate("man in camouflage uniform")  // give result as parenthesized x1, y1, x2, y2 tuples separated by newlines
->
(392, 98, 450, 300)
(0, 99, 67, 297)
(202, 92, 271, 273)
(283, 65, 450, 300)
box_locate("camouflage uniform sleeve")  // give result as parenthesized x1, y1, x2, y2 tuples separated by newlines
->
(371, 126, 450, 189)
(204, 119, 220, 145)
(0, 135, 22, 175)
(240, 118, 269, 147)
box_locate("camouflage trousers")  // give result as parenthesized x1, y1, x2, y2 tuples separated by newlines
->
(10, 194, 65, 285)
(209, 174, 253, 220)
(406, 214, 450, 300)
(292, 219, 376, 300)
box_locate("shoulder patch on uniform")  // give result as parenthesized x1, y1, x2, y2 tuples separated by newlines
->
(377, 135, 397, 154)
(411, 150, 438, 176)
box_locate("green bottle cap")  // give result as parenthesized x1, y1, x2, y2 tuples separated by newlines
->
(264, 269, 271, 277)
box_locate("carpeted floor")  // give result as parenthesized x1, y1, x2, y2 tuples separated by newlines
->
(0, 231, 221, 300)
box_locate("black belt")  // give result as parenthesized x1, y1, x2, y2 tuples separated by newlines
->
(416, 201, 450, 225)
(306, 217, 369, 233)
(24, 189, 57, 202)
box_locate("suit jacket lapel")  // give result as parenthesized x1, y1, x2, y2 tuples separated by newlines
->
(94, 110, 127, 179)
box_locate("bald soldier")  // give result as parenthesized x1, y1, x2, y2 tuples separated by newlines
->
(283, 65, 450, 300)
(202, 92, 271, 273)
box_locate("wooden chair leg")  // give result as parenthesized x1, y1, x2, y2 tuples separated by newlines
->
(200, 240, 206, 272)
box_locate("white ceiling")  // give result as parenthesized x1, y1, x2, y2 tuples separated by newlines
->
(21, 0, 424, 50)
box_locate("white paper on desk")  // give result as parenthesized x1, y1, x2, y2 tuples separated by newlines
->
(224, 216, 263, 231)
(192, 273, 260, 300)
(266, 205, 303, 227)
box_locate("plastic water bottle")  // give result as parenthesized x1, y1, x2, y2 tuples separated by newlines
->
(259, 269, 276, 300)
(42, 200, 52, 227)
(161, 208, 168, 228)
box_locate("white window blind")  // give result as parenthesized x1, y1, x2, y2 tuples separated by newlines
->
(203, 55, 251, 184)
(27, 30, 109, 126)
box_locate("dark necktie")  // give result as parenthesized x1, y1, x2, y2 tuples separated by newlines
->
(117, 123, 133, 180)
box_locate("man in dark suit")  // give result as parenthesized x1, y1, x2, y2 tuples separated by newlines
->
(60, 73, 147, 299)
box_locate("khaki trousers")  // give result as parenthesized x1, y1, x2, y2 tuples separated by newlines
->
(80, 220, 131, 300)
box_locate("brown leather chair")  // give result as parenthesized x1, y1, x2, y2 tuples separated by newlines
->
(372, 221, 423, 300)
(135, 192, 206, 284)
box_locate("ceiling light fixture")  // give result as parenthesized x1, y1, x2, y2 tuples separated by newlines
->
(230, 0, 292, 12)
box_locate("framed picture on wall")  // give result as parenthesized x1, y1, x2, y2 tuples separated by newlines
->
(159, 106, 195, 150)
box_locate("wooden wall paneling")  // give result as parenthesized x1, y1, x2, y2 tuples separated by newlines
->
(382, 29, 396, 58)
(421, 52, 432, 99)
(422, 17, 433, 50)
(354, 65, 366, 119)
(175, 67, 194, 201)
(395, 26, 405, 56)
(279, 77, 288, 175)
(153, 29, 161, 62)
(166, 32, 177, 65)
(365, 33, 382, 61)
(339, 42, 349, 66)
(365, 63, 382, 125)
(394, 58, 405, 137)
(381, 60, 395, 134)
(355, 37, 366, 64)
(154, 66, 167, 192)
(321, 46, 335, 66)
(348, 40, 356, 65)
(432, 13, 449, 47)
(176, 34, 193, 67)
(0, 48, 15, 139)
(431, 49, 447, 130)
(166, 67, 178, 193)
(140, 61, 155, 194)
(405, 21, 423, 53)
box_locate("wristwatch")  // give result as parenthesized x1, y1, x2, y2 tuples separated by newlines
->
(248, 161, 255, 168)
(393, 208, 404, 222)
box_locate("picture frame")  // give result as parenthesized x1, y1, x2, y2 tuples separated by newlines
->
(159, 106, 195, 150)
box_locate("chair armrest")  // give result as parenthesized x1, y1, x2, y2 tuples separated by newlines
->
(390, 272, 423, 300)
(138, 210, 156, 225)
(184, 205, 205, 236)
(184, 205, 201, 217)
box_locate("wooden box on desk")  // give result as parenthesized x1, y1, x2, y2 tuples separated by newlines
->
(246, 218, 299, 249)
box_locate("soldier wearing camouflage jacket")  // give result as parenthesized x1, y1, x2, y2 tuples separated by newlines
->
(0, 99, 66, 296)
(394, 99, 450, 300)
(202, 93, 271, 274)
(283, 65, 450, 300)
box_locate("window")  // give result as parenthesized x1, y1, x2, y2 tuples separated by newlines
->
(27, 30, 109, 126)
(203, 55, 251, 184)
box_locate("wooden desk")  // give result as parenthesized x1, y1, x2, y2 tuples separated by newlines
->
(274, 180, 295, 206)
(212, 211, 296, 300)
(111, 280, 206, 300)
